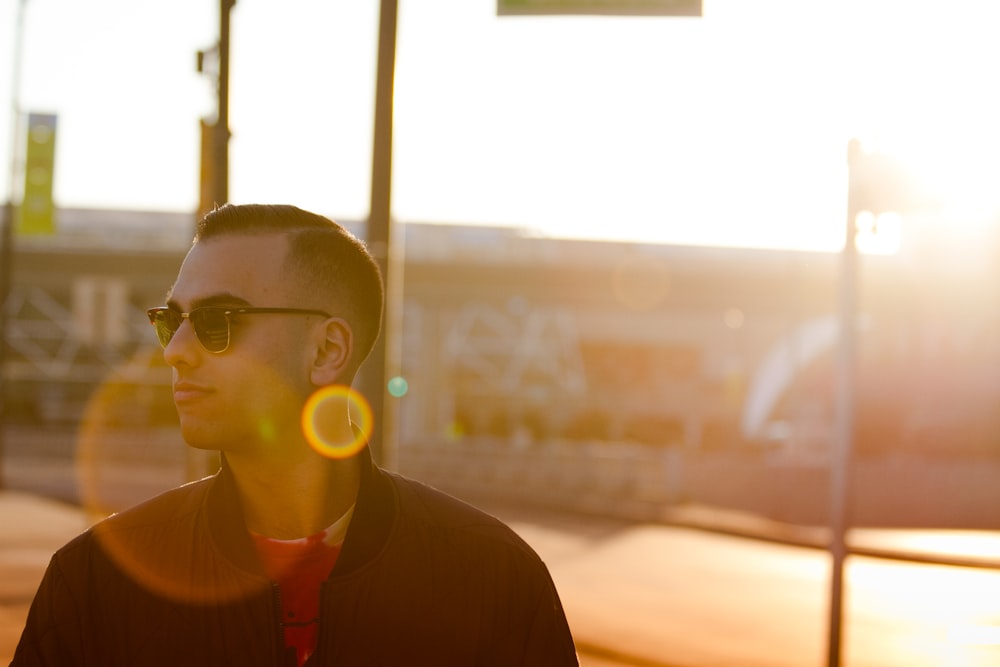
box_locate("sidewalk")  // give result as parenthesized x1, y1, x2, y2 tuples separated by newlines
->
(0, 492, 91, 663)
(496, 502, 1000, 667)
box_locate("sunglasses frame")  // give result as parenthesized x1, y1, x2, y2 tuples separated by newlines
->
(146, 306, 332, 354)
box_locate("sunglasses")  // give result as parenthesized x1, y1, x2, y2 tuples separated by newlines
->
(147, 306, 332, 354)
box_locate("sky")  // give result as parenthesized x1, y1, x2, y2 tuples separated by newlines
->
(2, 0, 1000, 252)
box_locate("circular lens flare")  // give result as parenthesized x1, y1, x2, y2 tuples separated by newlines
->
(76, 366, 262, 605)
(387, 376, 408, 398)
(301, 385, 373, 459)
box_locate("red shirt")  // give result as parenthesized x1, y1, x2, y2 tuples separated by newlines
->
(250, 508, 353, 666)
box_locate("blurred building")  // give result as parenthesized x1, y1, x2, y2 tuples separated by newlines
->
(4, 207, 1000, 464)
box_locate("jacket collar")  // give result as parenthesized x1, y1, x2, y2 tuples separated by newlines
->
(205, 445, 398, 577)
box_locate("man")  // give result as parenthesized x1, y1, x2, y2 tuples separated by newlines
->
(13, 204, 579, 666)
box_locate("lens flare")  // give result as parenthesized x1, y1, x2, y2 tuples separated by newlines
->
(387, 376, 408, 398)
(256, 417, 278, 443)
(301, 385, 373, 459)
(76, 371, 263, 605)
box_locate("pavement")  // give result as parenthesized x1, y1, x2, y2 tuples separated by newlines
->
(0, 491, 92, 664)
(3, 489, 1000, 667)
(495, 501, 1000, 667)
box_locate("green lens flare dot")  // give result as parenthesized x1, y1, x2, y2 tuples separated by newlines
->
(387, 376, 408, 398)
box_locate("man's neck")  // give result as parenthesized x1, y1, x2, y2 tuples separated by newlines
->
(225, 449, 362, 540)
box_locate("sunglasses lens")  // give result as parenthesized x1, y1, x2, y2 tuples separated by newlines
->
(190, 309, 230, 353)
(149, 309, 181, 348)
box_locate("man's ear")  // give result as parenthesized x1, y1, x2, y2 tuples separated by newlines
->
(310, 318, 353, 386)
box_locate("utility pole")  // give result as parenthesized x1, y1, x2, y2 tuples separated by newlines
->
(364, 0, 399, 467)
(826, 139, 861, 667)
(215, 0, 234, 207)
(826, 139, 917, 666)
(0, 0, 29, 490)
(197, 0, 235, 217)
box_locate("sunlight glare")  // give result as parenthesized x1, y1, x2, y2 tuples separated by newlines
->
(855, 212, 902, 255)
(948, 625, 1000, 647)
(845, 0, 1000, 231)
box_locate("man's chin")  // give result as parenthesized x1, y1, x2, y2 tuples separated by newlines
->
(178, 421, 223, 451)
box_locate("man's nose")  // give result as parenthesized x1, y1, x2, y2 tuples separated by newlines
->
(163, 319, 201, 366)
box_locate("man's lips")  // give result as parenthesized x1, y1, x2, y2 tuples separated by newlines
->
(173, 381, 213, 403)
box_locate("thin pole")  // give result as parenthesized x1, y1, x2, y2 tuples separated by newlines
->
(0, 0, 29, 490)
(214, 0, 235, 206)
(365, 0, 399, 467)
(827, 139, 861, 667)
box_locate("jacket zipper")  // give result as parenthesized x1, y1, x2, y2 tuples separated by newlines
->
(272, 582, 290, 666)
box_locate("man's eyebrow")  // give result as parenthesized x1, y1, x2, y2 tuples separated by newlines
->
(165, 293, 253, 310)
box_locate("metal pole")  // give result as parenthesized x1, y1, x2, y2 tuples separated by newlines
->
(364, 0, 399, 467)
(827, 139, 861, 667)
(0, 0, 29, 490)
(214, 0, 235, 206)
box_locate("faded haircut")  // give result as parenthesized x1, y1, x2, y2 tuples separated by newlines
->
(194, 204, 384, 371)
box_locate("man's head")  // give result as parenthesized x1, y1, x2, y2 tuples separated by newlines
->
(155, 204, 383, 452)
(193, 204, 384, 371)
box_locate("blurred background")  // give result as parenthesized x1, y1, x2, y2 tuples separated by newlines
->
(1, 1, 999, 666)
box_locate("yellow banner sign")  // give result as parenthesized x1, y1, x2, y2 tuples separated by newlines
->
(18, 113, 58, 236)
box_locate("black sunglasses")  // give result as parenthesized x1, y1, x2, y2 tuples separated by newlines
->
(147, 306, 332, 354)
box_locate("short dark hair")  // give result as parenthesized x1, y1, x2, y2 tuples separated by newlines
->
(194, 204, 384, 371)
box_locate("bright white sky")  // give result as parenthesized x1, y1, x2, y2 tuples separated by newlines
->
(2, 0, 999, 251)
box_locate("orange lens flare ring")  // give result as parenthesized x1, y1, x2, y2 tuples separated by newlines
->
(301, 385, 373, 459)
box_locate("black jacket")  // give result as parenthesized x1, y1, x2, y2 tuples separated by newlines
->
(12, 449, 578, 666)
